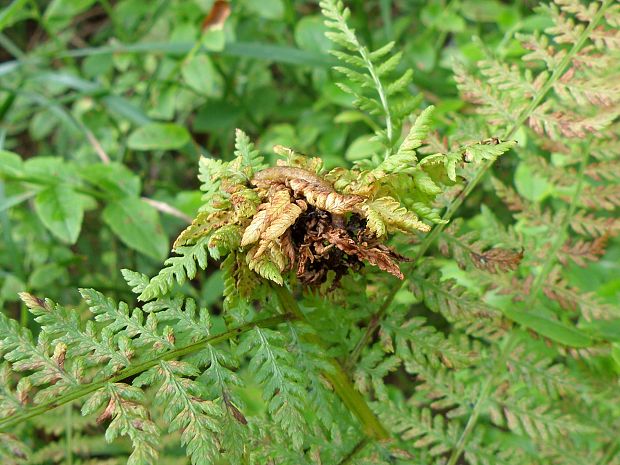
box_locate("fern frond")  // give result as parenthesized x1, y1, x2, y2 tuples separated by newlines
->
(0, 432, 30, 464)
(138, 237, 209, 302)
(134, 361, 222, 465)
(82, 382, 159, 465)
(410, 269, 507, 342)
(237, 327, 307, 449)
(0, 312, 78, 405)
(505, 344, 584, 400)
(363, 197, 430, 237)
(488, 395, 592, 440)
(233, 128, 265, 179)
(80, 289, 173, 351)
(320, 0, 411, 152)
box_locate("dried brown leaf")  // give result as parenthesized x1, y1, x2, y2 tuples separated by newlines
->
(471, 248, 524, 273)
(558, 233, 609, 267)
(202, 0, 231, 31)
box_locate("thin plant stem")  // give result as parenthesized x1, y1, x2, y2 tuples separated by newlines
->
(65, 403, 73, 465)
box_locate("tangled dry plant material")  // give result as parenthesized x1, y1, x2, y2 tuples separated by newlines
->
(174, 131, 434, 292)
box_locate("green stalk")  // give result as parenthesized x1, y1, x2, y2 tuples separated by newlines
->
(65, 404, 73, 465)
(273, 285, 389, 440)
(0, 314, 294, 430)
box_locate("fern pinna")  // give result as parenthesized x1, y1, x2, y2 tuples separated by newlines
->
(1, 0, 619, 464)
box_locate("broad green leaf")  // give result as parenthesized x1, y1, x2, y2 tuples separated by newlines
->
(34, 185, 84, 244)
(81, 163, 141, 198)
(243, 0, 284, 20)
(127, 123, 191, 151)
(28, 263, 66, 289)
(503, 308, 593, 348)
(193, 100, 241, 133)
(103, 95, 151, 125)
(345, 135, 383, 161)
(23, 156, 74, 183)
(0, 191, 36, 213)
(30, 110, 59, 141)
(0, 0, 30, 32)
(44, 0, 96, 32)
(201, 29, 226, 51)
(295, 16, 331, 53)
(514, 162, 552, 202)
(102, 198, 168, 260)
(181, 54, 222, 97)
(0, 150, 23, 177)
(421, 4, 466, 32)
(0, 273, 25, 301)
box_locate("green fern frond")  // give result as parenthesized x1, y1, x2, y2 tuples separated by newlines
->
(21, 293, 132, 376)
(237, 327, 307, 449)
(0, 311, 78, 403)
(134, 361, 222, 465)
(0, 432, 30, 464)
(82, 382, 159, 465)
(138, 237, 209, 302)
(232, 128, 265, 179)
(363, 197, 431, 236)
(80, 289, 173, 351)
(320, 0, 412, 153)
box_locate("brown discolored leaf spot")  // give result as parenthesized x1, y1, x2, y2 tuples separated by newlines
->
(97, 397, 116, 424)
(471, 247, 524, 273)
(52, 343, 68, 370)
(202, 0, 231, 31)
(223, 390, 248, 425)
(18, 292, 49, 311)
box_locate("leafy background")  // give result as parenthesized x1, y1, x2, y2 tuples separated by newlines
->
(1, 0, 619, 464)
(0, 0, 557, 308)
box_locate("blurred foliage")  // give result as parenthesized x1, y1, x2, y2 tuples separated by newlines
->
(0, 0, 619, 464)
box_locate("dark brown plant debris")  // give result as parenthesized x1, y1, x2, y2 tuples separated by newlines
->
(243, 166, 410, 287)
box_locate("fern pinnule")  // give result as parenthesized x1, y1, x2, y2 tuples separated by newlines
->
(82, 383, 159, 465)
(238, 327, 308, 450)
(134, 361, 222, 465)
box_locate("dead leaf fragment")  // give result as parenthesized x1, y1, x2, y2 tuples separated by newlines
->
(202, 0, 231, 31)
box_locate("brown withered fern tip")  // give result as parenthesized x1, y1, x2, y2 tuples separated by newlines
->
(170, 130, 444, 293)
(242, 165, 410, 286)
(164, 128, 513, 299)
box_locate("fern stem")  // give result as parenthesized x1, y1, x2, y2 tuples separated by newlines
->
(0, 314, 294, 430)
(347, 0, 612, 371)
(326, 0, 393, 154)
(273, 285, 390, 440)
(359, 45, 393, 155)
(346, 293, 392, 371)
(65, 403, 73, 465)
